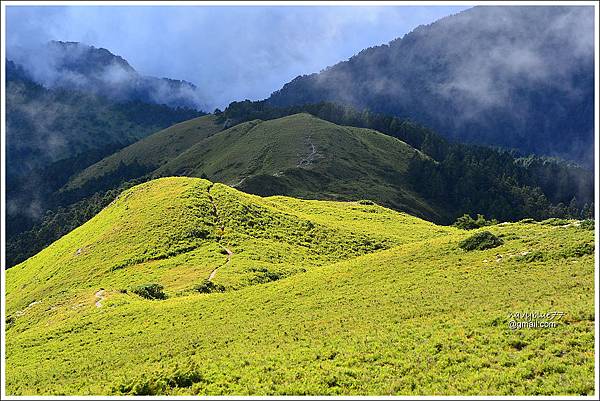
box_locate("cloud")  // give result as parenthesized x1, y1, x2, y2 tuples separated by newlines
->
(5, 5, 468, 110)
(433, 6, 595, 116)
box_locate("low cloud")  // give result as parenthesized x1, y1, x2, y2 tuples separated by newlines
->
(5, 5, 468, 110)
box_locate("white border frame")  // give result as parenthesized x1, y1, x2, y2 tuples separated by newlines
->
(1, 1, 598, 399)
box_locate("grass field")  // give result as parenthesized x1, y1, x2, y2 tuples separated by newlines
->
(5, 177, 595, 395)
(64, 113, 445, 222)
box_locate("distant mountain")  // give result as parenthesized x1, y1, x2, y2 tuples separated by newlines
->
(267, 6, 595, 167)
(8, 41, 207, 110)
(5, 59, 204, 236)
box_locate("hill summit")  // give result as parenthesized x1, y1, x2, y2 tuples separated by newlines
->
(5, 177, 595, 395)
(64, 113, 444, 221)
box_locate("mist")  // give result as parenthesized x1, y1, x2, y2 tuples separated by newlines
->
(5, 5, 468, 110)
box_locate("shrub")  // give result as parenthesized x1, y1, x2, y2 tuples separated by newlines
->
(579, 219, 594, 231)
(459, 231, 503, 251)
(248, 266, 284, 284)
(515, 251, 546, 263)
(194, 279, 225, 294)
(453, 214, 497, 230)
(559, 242, 594, 259)
(541, 218, 570, 226)
(115, 362, 204, 395)
(358, 199, 375, 206)
(132, 283, 167, 300)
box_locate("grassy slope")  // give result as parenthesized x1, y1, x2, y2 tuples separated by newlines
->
(5, 178, 595, 395)
(66, 113, 443, 221)
(64, 115, 222, 190)
(155, 113, 442, 220)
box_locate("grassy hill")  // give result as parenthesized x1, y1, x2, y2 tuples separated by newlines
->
(5, 177, 595, 395)
(66, 113, 444, 221)
(64, 115, 222, 191)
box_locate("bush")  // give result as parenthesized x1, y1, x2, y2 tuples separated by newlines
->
(453, 214, 497, 230)
(132, 283, 167, 300)
(579, 219, 594, 231)
(540, 218, 570, 226)
(459, 231, 503, 251)
(247, 266, 284, 284)
(515, 251, 546, 263)
(194, 279, 225, 294)
(115, 362, 204, 395)
(559, 242, 594, 259)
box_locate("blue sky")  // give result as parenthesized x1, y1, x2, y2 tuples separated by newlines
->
(6, 5, 469, 108)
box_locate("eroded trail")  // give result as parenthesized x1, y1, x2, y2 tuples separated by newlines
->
(208, 246, 233, 281)
(206, 184, 233, 281)
(297, 135, 317, 167)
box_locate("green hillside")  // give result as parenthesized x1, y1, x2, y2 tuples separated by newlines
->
(63, 115, 222, 193)
(68, 113, 443, 221)
(5, 177, 595, 395)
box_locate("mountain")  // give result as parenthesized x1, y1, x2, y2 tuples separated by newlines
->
(5, 59, 204, 236)
(63, 113, 451, 222)
(7, 106, 593, 269)
(61, 110, 596, 226)
(266, 6, 595, 167)
(9, 41, 206, 110)
(5, 177, 595, 395)
(61, 115, 224, 197)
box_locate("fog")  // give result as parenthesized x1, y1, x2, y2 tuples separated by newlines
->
(6, 5, 468, 110)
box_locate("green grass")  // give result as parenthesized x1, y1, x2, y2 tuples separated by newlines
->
(5, 177, 595, 395)
(64, 115, 222, 191)
(65, 113, 445, 221)
(156, 113, 443, 221)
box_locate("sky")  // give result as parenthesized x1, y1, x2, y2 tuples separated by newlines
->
(5, 5, 469, 109)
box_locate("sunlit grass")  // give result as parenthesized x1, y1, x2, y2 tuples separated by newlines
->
(5, 177, 595, 395)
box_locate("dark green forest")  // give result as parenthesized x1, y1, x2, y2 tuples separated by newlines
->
(6, 62, 203, 238)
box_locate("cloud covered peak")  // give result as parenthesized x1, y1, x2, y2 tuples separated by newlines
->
(8, 41, 208, 111)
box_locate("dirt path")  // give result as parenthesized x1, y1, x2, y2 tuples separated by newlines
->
(207, 184, 225, 232)
(297, 135, 317, 167)
(14, 300, 42, 317)
(231, 177, 247, 188)
(95, 289, 106, 308)
(205, 183, 233, 281)
(208, 246, 233, 281)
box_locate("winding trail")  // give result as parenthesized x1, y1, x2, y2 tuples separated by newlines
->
(297, 135, 317, 168)
(14, 300, 42, 317)
(208, 246, 233, 281)
(206, 183, 233, 281)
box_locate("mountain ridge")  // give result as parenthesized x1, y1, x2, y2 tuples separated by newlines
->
(266, 6, 594, 166)
(8, 41, 206, 110)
